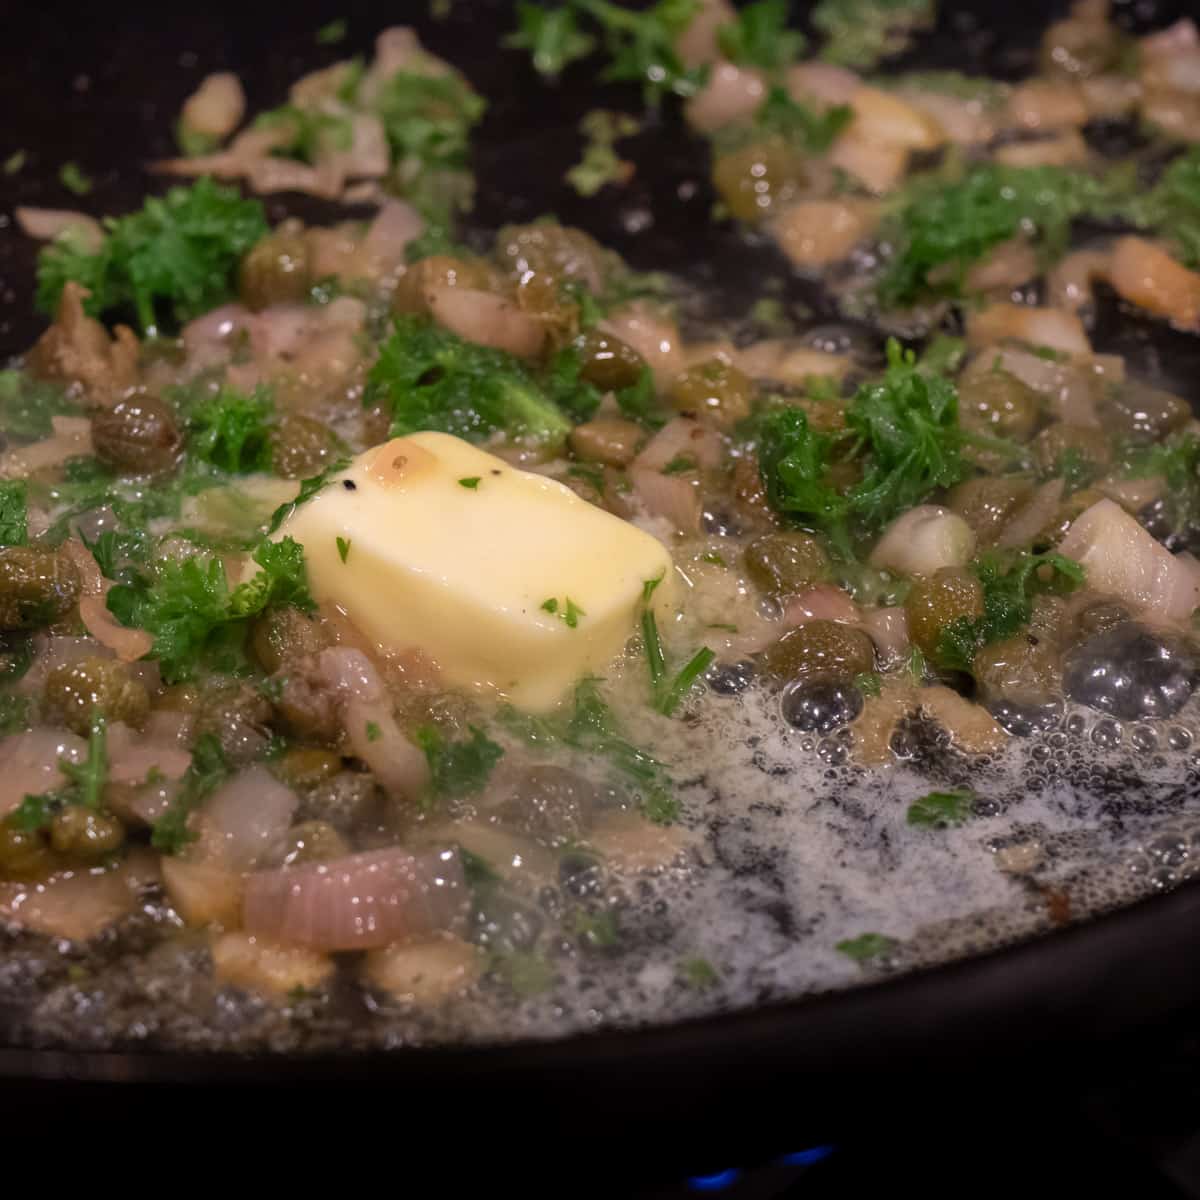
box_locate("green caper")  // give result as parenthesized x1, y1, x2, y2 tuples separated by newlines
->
(904, 568, 986, 660)
(0, 822, 55, 881)
(494, 222, 612, 286)
(392, 255, 497, 315)
(1071, 599, 1131, 639)
(760, 620, 876, 684)
(239, 231, 313, 311)
(45, 656, 149, 736)
(1032, 423, 1112, 474)
(974, 634, 1060, 709)
(156, 683, 202, 713)
(731, 452, 776, 530)
(274, 746, 343, 789)
(712, 138, 810, 223)
(959, 371, 1040, 442)
(945, 476, 1036, 543)
(0, 547, 80, 631)
(48, 806, 125, 859)
(271, 412, 343, 480)
(91, 396, 182, 474)
(278, 820, 349, 866)
(575, 331, 647, 392)
(744, 532, 830, 598)
(670, 359, 754, 429)
(251, 607, 331, 675)
(1101, 382, 1190, 445)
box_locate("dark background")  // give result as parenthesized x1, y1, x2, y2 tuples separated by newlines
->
(2, 1, 1200, 1192)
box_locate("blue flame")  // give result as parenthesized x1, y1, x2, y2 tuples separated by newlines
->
(687, 1168, 741, 1191)
(779, 1145, 836, 1167)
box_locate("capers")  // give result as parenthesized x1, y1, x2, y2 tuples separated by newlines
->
(569, 417, 644, 467)
(670, 359, 754, 429)
(251, 607, 330, 675)
(392, 255, 497, 314)
(274, 746, 343, 789)
(945, 476, 1035, 544)
(45, 656, 149, 736)
(712, 138, 810, 223)
(744, 532, 830, 598)
(0, 822, 55, 881)
(760, 620, 876, 685)
(494, 222, 612, 287)
(731, 452, 776, 530)
(239, 231, 313, 311)
(1070, 599, 1131, 639)
(271, 412, 342, 480)
(48, 806, 125, 859)
(91, 396, 182, 474)
(278, 820, 349, 866)
(0, 546, 80, 631)
(904, 568, 986, 659)
(958, 371, 1040, 442)
(1032, 423, 1112, 474)
(574, 331, 647, 392)
(1101, 382, 1190, 445)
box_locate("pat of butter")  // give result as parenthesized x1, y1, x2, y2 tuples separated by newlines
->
(278, 433, 674, 709)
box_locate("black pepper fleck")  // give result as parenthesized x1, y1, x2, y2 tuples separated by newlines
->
(343, 480, 357, 491)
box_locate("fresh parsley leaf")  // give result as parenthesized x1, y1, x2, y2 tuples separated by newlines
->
(372, 71, 486, 226)
(662, 454, 696, 475)
(460, 846, 499, 887)
(458, 476, 482, 490)
(836, 931, 897, 961)
(59, 161, 93, 196)
(1123, 432, 1200, 534)
(814, 0, 934, 69)
(369, 317, 571, 449)
(853, 671, 882, 697)
(574, 0, 709, 105)
(36, 177, 268, 332)
(365, 720, 382, 743)
(718, 0, 805, 70)
(152, 732, 230, 853)
(570, 908, 620, 948)
(0, 482, 27, 548)
(79, 529, 149, 578)
(679, 955, 719, 988)
(416, 725, 504, 804)
(753, 87, 852, 153)
(543, 344, 603, 422)
(60, 716, 109, 810)
(336, 536, 351, 563)
(907, 788, 975, 827)
(186, 385, 274, 475)
(879, 164, 1115, 308)
(507, 2, 596, 77)
(315, 17, 347, 44)
(615, 365, 667, 428)
(490, 949, 556, 997)
(935, 551, 1085, 673)
(657, 646, 716, 716)
(228, 537, 315, 617)
(1122, 147, 1200, 269)
(267, 458, 350, 535)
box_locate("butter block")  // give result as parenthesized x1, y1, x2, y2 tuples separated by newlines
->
(277, 432, 674, 709)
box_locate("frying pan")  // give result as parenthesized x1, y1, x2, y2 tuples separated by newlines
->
(2, 0, 1200, 1174)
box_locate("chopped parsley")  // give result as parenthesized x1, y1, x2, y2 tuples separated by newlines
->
(679, 956, 719, 988)
(490, 949, 556, 997)
(107, 536, 314, 683)
(315, 17, 347, 44)
(907, 788, 975, 828)
(152, 732, 231, 853)
(717, 0, 805, 69)
(1123, 432, 1200, 534)
(267, 458, 351, 535)
(835, 932, 897, 962)
(570, 909, 620, 949)
(37, 177, 268, 332)
(13, 715, 109, 833)
(185, 385, 274, 475)
(0, 481, 28, 548)
(336, 536, 351, 563)
(566, 109, 639, 197)
(752, 87, 853, 153)
(59, 161, 93, 196)
(365, 720, 382, 743)
(506, 2, 596, 78)
(935, 551, 1084, 673)
(758, 340, 967, 553)
(369, 317, 571, 450)
(662, 454, 697, 475)
(458, 476, 482, 489)
(416, 725, 505, 805)
(1123, 147, 1200, 269)
(813, 0, 934, 69)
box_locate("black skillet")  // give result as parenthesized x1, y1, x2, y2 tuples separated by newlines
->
(2, 0, 1200, 1174)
